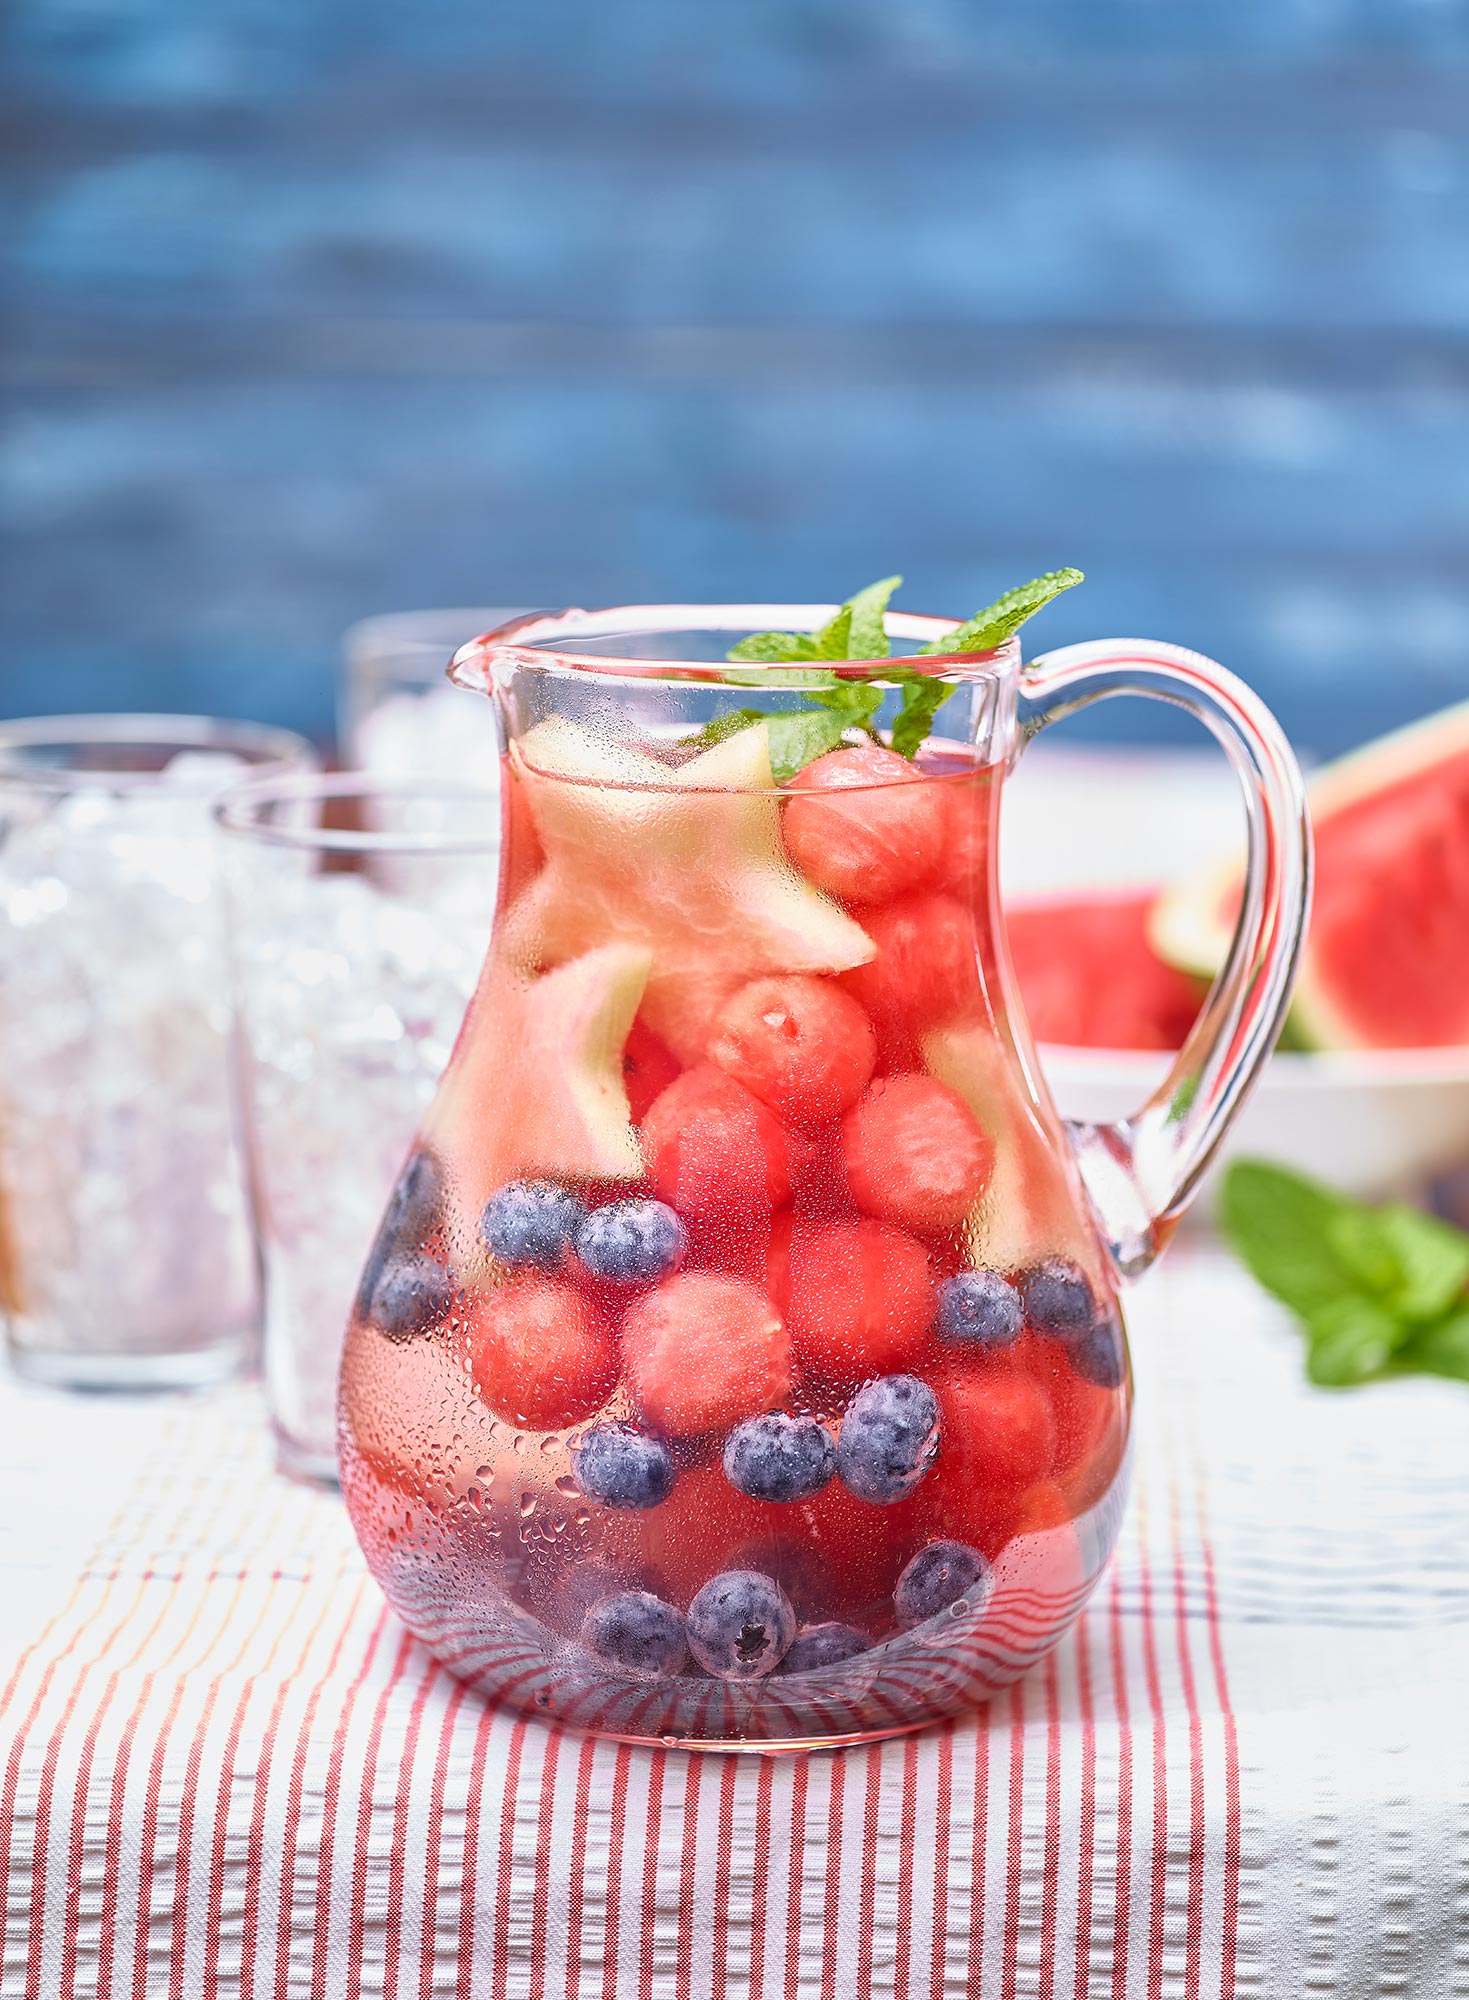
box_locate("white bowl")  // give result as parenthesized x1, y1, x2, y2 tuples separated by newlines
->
(1038, 1044, 1469, 1211)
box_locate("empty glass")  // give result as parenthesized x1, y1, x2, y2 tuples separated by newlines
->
(215, 774, 499, 1482)
(340, 610, 520, 781)
(0, 715, 315, 1389)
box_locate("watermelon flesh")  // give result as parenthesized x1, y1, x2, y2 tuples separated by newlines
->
(1005, 892, 1206, 1052)
(1153, 703, 1469, 1050)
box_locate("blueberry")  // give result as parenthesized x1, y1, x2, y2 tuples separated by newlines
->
(723, 1414, 836, 1503)
(686, 1570, 796, 1679)
(480, 1180, 585, 1269)
(778, 1622, 869, 1675)
(365, 1253, 455, 1341)
(581, 1590, 688, 1679)
(572, 1423, 677, 1511)
(357, 1151, 444, 1306)
(1020, 1258, 1096, 1338)
(573, 1200, 687, 1284)
(936, 1269, 1023, 1351)
(836, 1375, 941, 1505)
(894, 1541, 992, 1630)
(1070, 1316, 1125, 1390)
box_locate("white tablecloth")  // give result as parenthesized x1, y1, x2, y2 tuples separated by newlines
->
(3, 1241, 1468, 1997)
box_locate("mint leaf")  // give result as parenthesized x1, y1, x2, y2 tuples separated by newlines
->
(1359, 1206, 1469, 1322)
(726, 665, 844, 691)
(685, 708, 763, 752)
(890, 677, 952, 759)
(1218, 1160, 1357, 1318)
(845, 575, 902, 660)
(727, 630, 823, 664)
(1304, 1294, 1403, 1387)
(921, 568, 1084, 657)
(764, 709, 853, 782)
(1398, 1307, 1469, 1381)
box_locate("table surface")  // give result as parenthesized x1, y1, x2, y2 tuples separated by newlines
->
(3, 1240, 1468, 1999)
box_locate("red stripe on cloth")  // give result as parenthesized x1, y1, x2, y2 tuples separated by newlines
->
(1000, 1680, 1026, 2000)
(1037, 1653, 1064, 2000)
(239, 1577, 372, 2000)
(561, 1734, 597, 2000)
(454, 1700, 503, 2000)
(781, 1754, 811, 2000)
(639, 1753, 668, 2000)
(964, 1712, 990, 2000)
(817, 1752, 845, 2000)
(1107, 1567, 1135, 2000)
(1168, 1484, 1207, 2000)
(894, 1733, 920, 1996)
(292, 1602, 392, 2000)
(418, 1681, 470, 2000)
(42, 1578, 171, 2000)
(383, 1660, 443, 2000)
(598, 1744, 634, 2000)
(1196, 1486, 1241, 1996)
(344, 1629, 419, 2000)
(674, 1755, 703, 2000)
(1135, 1493, 1169, 2000)
(527, 1727, 564, 2000)
(488, 1717, 529, 2000)
(855, 1745, 883, 2000)
(929, 1726, 955, 2000)
(746, 1754, 775, 2000)
(130, 1577, 247, 2000)
(710, 1757, 737, 2000)
(1072, 1614, 1099, 2000)
(204, 1570, 337, 2000)
(166, 1573, 285, 2000)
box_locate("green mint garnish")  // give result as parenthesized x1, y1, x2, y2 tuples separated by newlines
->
(1220, 1159, 1469, 1388)
(715, 568, 1081, 776)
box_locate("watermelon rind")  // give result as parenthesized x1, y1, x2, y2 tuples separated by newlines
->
(1148, 700, 1469, 1051)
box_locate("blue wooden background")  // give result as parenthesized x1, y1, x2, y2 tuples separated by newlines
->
(3, 1, 1467, 755)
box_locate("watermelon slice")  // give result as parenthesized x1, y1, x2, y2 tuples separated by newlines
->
(1152, 702, 1469, 1049)
(501, 718, 875, 1062)
(428, 941, 651, 1229)
(1006, 892, 1206, 1052)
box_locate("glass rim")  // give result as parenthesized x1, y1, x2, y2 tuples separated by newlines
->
(343, 609, 528, 679)
(213, 770, 502, 855)
(0, 713, 315, 793)
(449, 602, 1022, 692)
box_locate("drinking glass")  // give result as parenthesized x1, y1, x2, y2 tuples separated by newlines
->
(0, 715, 315, 1389)
(215, 775, 499, 1483)
(339, 611, 519, 779)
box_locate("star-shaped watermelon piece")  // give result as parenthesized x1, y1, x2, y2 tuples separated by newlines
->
(501, 718, 875, 1061)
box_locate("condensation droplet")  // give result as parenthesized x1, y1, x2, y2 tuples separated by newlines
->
(555, 1475, 578, 1497)
(518, 1491, 536, 1518)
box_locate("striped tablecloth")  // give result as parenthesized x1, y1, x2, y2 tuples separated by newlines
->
(3, 1239, 1468, 1999)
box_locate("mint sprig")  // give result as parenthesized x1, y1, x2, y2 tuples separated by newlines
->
(1220, 1159, 1469, 1387)
(712, 567, 1082, 776)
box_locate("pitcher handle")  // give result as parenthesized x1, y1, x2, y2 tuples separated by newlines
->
(1015, 638, 1312, 1280)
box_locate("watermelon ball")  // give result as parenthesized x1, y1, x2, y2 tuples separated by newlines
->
(783, 744, 947, 906)
(480, 1179, 586, 1270)
(707, 974, 877, 1131)
(574, 1199, 688, 1285)
(723, 1413, 837, 1504)
(841, 1074, 994, 1233)
(894, 1540, 992, 1629)
(468, 1277, 618, 1429)
(640, 1065, 791, 1219)
(781, 1220, 936, 1381)
(932, 1363, 1057, 1495)
(778, 1621, 870, 1674)
(837, 1374, 941, 1504)
(581, 1591, 689, 1679)
(364, 1253, 455, 1342)
(839, 891, 979, 1041)
(623, 1271, 790, 1437)
(1020, 1258, 1096, 1338)
(686, 1569, 796, 1679)
(936, 1269, 1023, 1352)
(623, 1020, 682, 1123)
(572, 1422, 677, 1511)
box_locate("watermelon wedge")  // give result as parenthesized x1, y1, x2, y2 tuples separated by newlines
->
(1006, 892, 1206, 1052)
(1151, 702, 1469, 1049)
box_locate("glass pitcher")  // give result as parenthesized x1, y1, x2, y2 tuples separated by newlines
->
(338, 604, 1309, 1750)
